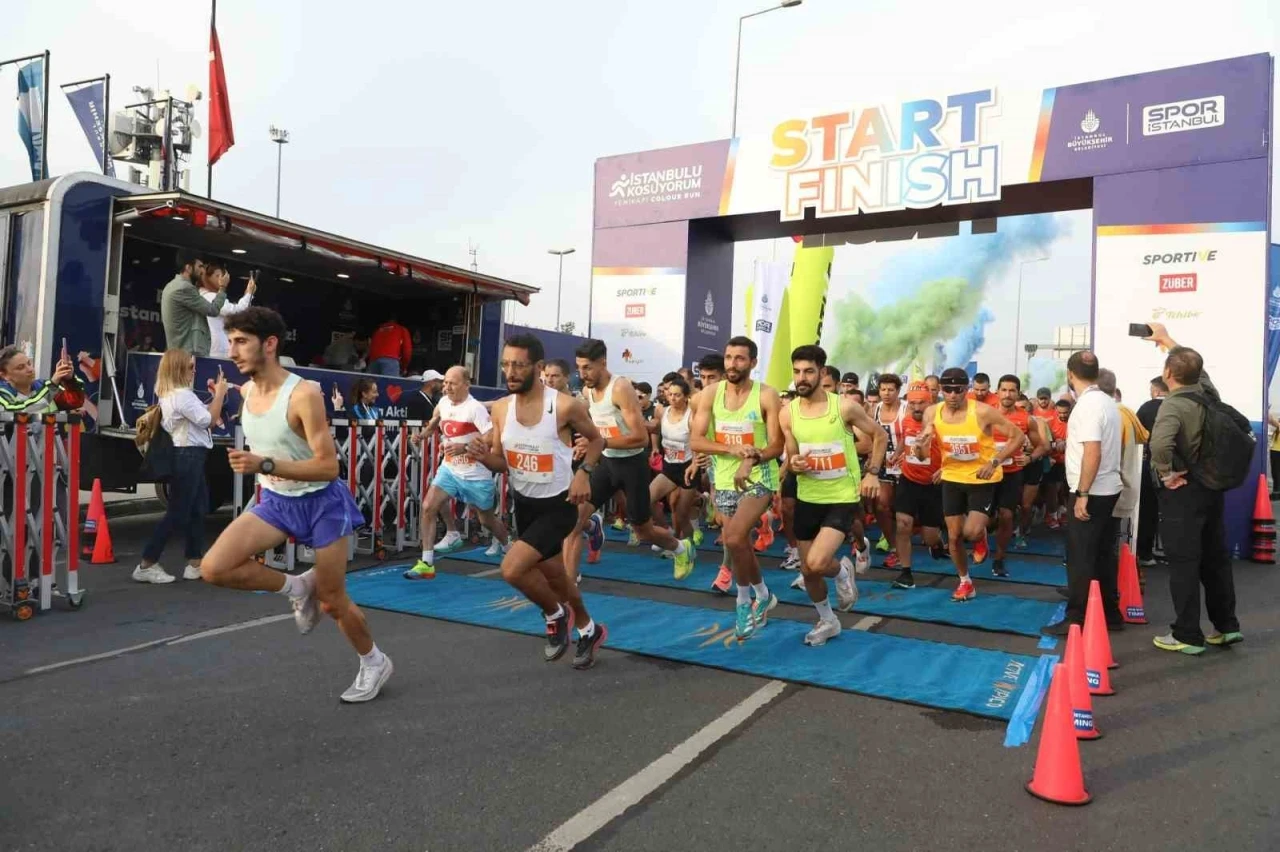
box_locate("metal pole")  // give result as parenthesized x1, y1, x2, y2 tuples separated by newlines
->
(39, 51, 49, 180)
(164, 95, 174, 191)
(555, 253, 564, 330)
(275, 141, 283, 217)
(731, 17, 745, 138)
(102, 73, 111, 174)
(207, 0, 216, 198)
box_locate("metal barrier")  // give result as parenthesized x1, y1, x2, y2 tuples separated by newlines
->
(0, 412, 84, 620)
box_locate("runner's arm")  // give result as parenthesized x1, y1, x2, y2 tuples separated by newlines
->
(563, 396, 605, 467)
(842, 399, 887, 474)
(758, 385, 786, 464)
(1027, 417, 1048, 459)
(230, 382, 337, 481)
(977, 404, 1027, 467)
(913, 405, 937, 459)
(472, 400, 509, 473)
(610, 377, 651, 451)
(689, 383, 725, 456)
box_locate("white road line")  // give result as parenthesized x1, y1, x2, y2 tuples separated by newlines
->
(166, 613, 293, 645)
(525, 679, 788, 852)
(852, 616, 882, 631)
(473, 567, 503, 578)
(24, 635, 183, 675)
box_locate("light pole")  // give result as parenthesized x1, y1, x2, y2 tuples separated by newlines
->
(269, 125, 289, 218)
(1013, 255, 1050, 374)
(548, 248, 575, 331)
(732, 0, 802, 138)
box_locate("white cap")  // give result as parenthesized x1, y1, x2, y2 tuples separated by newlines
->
(419, 369, 444, 382)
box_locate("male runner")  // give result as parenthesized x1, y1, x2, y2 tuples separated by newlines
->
(987, 375, 1046, 577)
(782, 346, 886, 646)
(890, 381, 947, 589)
(1032, 387, 1056, 419)
(690, 336, 784, 639)
(468, 333, 609, 669)
(777, 365, 843, 572)
(913, 367, 1024, 600)
(872, 374, 907, 565)
(924, 375, 942, 401)
(565, 340, 693, 578)
(1041, 399, 1071, 529)
(202, 307, 390, 703)
(967, 372, 998, 406)
(405, 366, 512, 579)
(689, 353, 728, 586)
(1018, 399, 1053, 545)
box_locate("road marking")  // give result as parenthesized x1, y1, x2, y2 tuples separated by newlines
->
(167, 613, 293, 645)
(24, 635, 183, 675)
(473, 567, 503, 578)
(852, 616, 882, 631)
(525, 679, 788, 852)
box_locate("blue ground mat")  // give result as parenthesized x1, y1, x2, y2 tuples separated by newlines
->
(891, 549, 1067, 588)
(439, 547, 1061, 638)
(347, 568, 1055, 726)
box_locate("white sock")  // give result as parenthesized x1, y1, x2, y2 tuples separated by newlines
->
(421, 549, 433, 564)
(736, 585, 752, 605)
(815, 598, 835, 622)
(360, 644, 385, 666)
(674, 540, 687, 555)
(277, 573, 304, 597)
(752, 582, 770, 601)
(545, 603, 564, 623)
(836, 563, 850, 583)
(579, 618, 596, 639)
(959, 573, 971, 584)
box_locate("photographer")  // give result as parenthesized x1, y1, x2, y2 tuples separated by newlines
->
(0, 345, 84, 413)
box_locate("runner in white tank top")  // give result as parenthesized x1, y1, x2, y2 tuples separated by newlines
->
(648, 375, 700, 551)
(200, 306, 392, 704)
(872, 376, 904, 567)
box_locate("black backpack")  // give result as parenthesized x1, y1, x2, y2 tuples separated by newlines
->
(1184, 391, 1255, 491)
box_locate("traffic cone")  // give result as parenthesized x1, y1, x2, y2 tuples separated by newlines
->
(1251, 474, 1275, 564)
(1025, 663, 1092, 806)
(1064, 624, 1101, 740)
(83, 479, 106, 558)
(1117, 543, 1147, 624)
(1083, 580, 1117, 695)
(90, 504, 116, 564)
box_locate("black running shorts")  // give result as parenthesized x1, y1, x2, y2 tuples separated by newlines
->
(1043, 462, 1065, 484)
(995, 469, 1025, 512)
(941, 481, 996, 518)
(513, 491, 579, 560)
(781, 472, 798, 500)
(589, 452, 652, 525)
(660, 460, 692, 489)
(793, 499, 857, 542)
(894, 478, 943, 528)
(1022, 459, 1045, 486)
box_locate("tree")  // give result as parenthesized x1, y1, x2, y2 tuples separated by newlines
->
(558, 321, 576, 335)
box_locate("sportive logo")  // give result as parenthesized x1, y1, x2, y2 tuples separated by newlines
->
(1142, 250, 1217, 265)
(1158, 273, 1197, 294)
(625, 304, 646, 319)
(616, 287, 658, 297)
(1151, 306, 1202, 321)
(1080, 110, 1100, 133)
(1143, 96, 1225, 136)
(608, 165, 705, 207)
(1066, 108, 1113, 152)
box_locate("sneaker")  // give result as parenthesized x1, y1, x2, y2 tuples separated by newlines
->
(183, 564, 203, 581)
(735, 602, 755, 640)
(1153, 633, 1206, 655)
(572, 623, 608, 670)
(290, 569, 320, 635)
(1205, 631, 1244, 646)
(780, 547, 801, 571)
(132, 564, 176, 584)
(627, 529, 640, 547)
(991, 558, 1009, 578)
(951, 578, 976, 602)
(804, 618, 842, 646)
(753, 517, 775, 552)
(971, 536, 989, 564)
(883, 550, 900, 570)
(1014, 533, 1028, 551)
(403, 560, 436, 580)
(790, 572, 806, 591)
(891, 570, 916, 590)
(339, 654, 393, 703)
(711, 565, 733, 595)
(437, 533, 465, 554)
(484, 539, 510, 558)
(1139, 557, 1158, 568)
(1046, 517, 1062, 531)
(544, 607, 575, 662)
(611, 518, 626, 531)
(929, 544, 947, 561)
(673, 540, 695, 580)
(752, 592, 779, 629)
(692, 526, 704, 547)
(585, 513, 605, 561)
(854, 538, 871, 574)
(835, 562, 858, 612)
(875, 535, 890, 553)
(651, 544, 663, 553)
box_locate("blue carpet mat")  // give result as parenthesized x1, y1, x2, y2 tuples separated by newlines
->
(888, 550, 1067, 588)
(347, 567, 1055, 727)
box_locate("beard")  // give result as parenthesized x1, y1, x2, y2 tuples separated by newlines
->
(794, 381, 815, 397)
(507, 372, 537, 394)
(726, 368, 747, 384)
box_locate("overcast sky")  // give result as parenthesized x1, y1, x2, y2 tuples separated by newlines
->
(0, 0, 1277, 338)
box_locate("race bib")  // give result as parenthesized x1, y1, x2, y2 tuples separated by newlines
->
(592, 413, 621, 440)
(505, 439, 555, 484)
(662, 438, 691, 463)
(903, 435, 930, 466)
(443, 439, 476, 469)
(715, 421, 755, 447)
(799, 441, 848, 480)
(943, 435, 979, 462)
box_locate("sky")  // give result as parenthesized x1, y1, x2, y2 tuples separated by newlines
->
(0, 0, 1277, 341)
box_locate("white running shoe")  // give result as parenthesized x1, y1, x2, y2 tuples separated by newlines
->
(340, 654, 394, 703)
(804, 618, 842, 646)
(132, 564, 176, 584)
(854, 540, 871, 574)
(290, 569, 320, 635)
(836, 558, 859, 611)
(780, 547, 801, 571)
(790, 572, 806, 591)
(182, 564, 203, 581)
(484, 539, 510, 557)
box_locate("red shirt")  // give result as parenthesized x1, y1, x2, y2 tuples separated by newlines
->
(992, 407, 1031, 472)
(966, 390, 998, 407)
(368, 321, 412, 370)
(1046, 416, 1068, 463)
(899, 415, 941, 485)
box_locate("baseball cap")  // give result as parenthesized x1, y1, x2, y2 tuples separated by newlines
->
(840, 372, 859, 385)
(905, 381, 932, 402)
(419, 369, 444, 382)
(939, 367, 969, 387)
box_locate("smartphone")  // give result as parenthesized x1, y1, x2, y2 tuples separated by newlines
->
(61, 337, 69, 362)
(1128, 323, 1153, 338)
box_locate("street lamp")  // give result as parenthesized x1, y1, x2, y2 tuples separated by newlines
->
(1013, 255, 1050, 374)
(732, 0, 802, 138)
(548, 248, 576, 331)
(269, 125, 289, 218)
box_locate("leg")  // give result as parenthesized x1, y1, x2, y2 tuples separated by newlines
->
(781, 495, 798, 549)
(182, 451, 211, 567)
(1198, 490, 1239, 634)
(312, 538, 373, 655)
(1091, 494, 1123, 623)
(895, 512, 915, 569)
(561, 501, 594, 584)
(1137, 468, 1158, 561)
(801, 526, 846, 599)
(201, 512, 292, 590)
(995, 506, 1014, 558)
(140, 463, 202, 568)
(419, 485, 451, 554)
(475, 506, 510, 545)
(649, 474, 676, 531)
(945, 516, 968, 577)
(875, 481, 895, 548)
(724, 493, 771, 587)
(1159, 486, 1206, 645)
(1063, 498, 1111, 625)
(962, 511, 990, 543)
(502, 541, 566, 614)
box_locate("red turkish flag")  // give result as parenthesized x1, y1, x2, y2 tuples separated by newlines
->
(208, 24, 235, 166)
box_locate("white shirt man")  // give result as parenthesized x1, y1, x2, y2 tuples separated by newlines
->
(203, 270, 255, 358)
(1066, 386, 1122, 496)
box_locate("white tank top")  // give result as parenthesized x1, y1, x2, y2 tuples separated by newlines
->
(240, 373, 327, 496)
(875, 400, 907, 475)
(660, 405, 693, 464)
(502, 386, 574, 499)
(587, 376, 644, 459)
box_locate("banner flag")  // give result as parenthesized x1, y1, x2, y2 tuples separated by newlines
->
(16, 59, 45, 181)
(1267, 244, 1280, 390)
(208, 24, 234, 166)
(63, 79, 114, 176)
(749, 261, 792, 388)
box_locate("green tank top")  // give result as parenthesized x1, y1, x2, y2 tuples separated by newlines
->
(789, 392, 860, 504)
(711, 380, 779, 491)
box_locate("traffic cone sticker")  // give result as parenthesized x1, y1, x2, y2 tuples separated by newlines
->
(1065, 624, 1101, 740)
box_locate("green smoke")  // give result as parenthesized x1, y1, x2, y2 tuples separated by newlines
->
(826, 277, 978, 375)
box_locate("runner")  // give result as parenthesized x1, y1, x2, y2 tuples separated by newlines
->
(648, 375, 700, 578)
(912, 367, 1024, 601)
(924, 375, 942, 401)
(988, 374, 1046, 577)
(967, 372, 998, 406)
(1019, 398, 1053, 544)
(1032, 387, 1056, 419)
(890, 381, 947, 589)
(404, 366, 512, 579)
(468, 333, 609, 669)
(689, 353, 731, 590)
(690, 336, 785, 640)
(1041, 399, 1071, 529)
(781, 346, 887, 646)
(201, 307, 391, 703)
(872, 374, 907, 566)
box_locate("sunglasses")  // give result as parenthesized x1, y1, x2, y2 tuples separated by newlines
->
(941, 385, 967, 394)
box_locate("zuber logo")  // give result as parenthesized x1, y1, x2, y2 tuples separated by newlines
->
(625, 304, 646, 319)
(985, 658, 1026, 709)
(1159, 273, 1197, 293)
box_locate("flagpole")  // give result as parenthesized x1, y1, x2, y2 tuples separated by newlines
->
(207, 0, 216, 198)
(39, 51, 49, 180)
(102, 72, 111, 175)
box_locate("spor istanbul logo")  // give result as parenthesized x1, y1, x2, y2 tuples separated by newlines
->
(696, 290, 720, 338)
(1067, 109, 1114, 152)
(609, 165, 704, 207)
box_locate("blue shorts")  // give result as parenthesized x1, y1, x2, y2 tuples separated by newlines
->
(250, 480, 364, 549)
(432, 464, 497, 510)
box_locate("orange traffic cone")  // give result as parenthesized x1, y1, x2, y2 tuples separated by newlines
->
(1025, 663, 1092, 806)
(1118, 543, 1147, 624)
(82, 479, 104, 557)
(1083, 580, 1117, 695)
(1251, 474, 1275, 564)
(90, 490, 115, 564)
(1065, 624, 1101, 740)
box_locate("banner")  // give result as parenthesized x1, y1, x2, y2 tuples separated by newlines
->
(208, 24, 235, 166)
(588, 270, 687, 389)
(16, 59, 44, 181)
(63, 79, 114, 177)
(1268, 244, 1280, 389)
(747, 261, 791, 388)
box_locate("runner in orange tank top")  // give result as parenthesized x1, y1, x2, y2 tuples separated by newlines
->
(989, 375, 1046, 577)
(889, 382, 948, 589)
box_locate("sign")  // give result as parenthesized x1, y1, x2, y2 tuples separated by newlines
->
(437, 330, 453, 350)
(589, 271, 687, 388)
(593, 141, 735, 229)
(63, 79, 115, 176)
(16, 59, 45, 181)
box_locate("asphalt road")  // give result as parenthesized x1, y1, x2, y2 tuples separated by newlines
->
(2, 508, 1278, 852)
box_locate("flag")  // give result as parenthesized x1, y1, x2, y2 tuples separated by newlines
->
(16, 59, 45, 180)
(63, 80, 114, 177)
(208, 23, 234, 166)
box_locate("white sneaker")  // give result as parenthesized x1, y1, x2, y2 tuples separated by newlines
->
(780, 547, 801, 571)
(183, 564, 203, 581)
(340, 654, 393, 703)
(290, 569, 320, 635)
(484, 539, 510, 557)
(804, 618, 842, 646)
(836, 558, 859, 611)
(132, 564, 176, 584)
(790, 572, 806, 591)
(854, 539, 871, 574)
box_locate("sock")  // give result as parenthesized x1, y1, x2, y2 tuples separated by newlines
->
(836, 563, 850, 583)
(421, 549, 433, 564)
(360, 644, 385, 666)
(579, 618, 596, 639)
(277, 573, 305, 597)
(545, 603, 564, 623)
(958, 573, 971, 584)
(674, 540, 687, 556)
(736, 585, 752, 605)
(752, 582, 770, 601)
(814, 598, 835, 622)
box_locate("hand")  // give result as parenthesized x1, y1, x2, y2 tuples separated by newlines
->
(888, 448, 906, 468)
(1074, 494, 1090, 521)
(227, 450, 264, 474)
(1145, 321, 1176, 352)
(466, 436, 489, 460)
(212, 369, 228, 396)
(1013, 452, 1029, 468)
(1162, 470, 1188, 490)
(729, 444, 758, 459)
(331, 386, 343, 410)
(409, 430, 422, 446)
(975, 459, 999, 481)
(572, 435, 588, 461)
(684, 463, 698, 487)
(860, 472, 880, 501)
(51, 359, 74, 383)
(789, 453, 810, 473)
(246, 273, 257, 296)
(732, 457, 756, 490)
(931, 468, 943, 485)
(567, 468, 591, 504)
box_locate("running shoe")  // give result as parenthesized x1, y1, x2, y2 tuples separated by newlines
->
(585, 512, 605, 561)
(290, 569, 320, 634)
(403, 560, 436, 580)
(1014, 533, 1029, 551)
(753, 516, 775, 552)
(929, 543, 947, 561)
(1046, 517, 1062, 531)
(692, 525, 704, 547)
(835, 561, 858, 612)
(992, 558, 1009, 578)
(875, 535, 890, 553)
(711, 565, 733, 594)
(790, 572, 806, 591)
(752, 592, 779, 629)
(572, 623, 608, 670)
(780, 547, 801, 571)
(891, 570, 916, 590)
(673, 540, 695, 580)
(436, 533, 465, 554)
(883, 550, 900, 570)
(735, 602, 755, 640)
(627, 528, 640, 547)
(339, 654, 393, 703)
(132, 564, 176, 584)
(484, 539, 509, 558)
(1205, 631, 1244, 646)
(544, 607, 575, 662)
(804, 618, 842, 647)
(1153, 633, 1205, 655)
(705, 500, 717, 525)
(611, 517, 626, 532)
(854, 538, 871, 575)
(1139, 556, 1158, 568)
(183, 564, 203, 581)
(971, 535, 989, 564)
(951, 578, 976, 602)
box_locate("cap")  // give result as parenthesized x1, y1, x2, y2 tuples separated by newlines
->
(1036, 387, 1052, 398)
(939, 367, 969, 386)
(419, 369, 444, 382)
(905, 381, 932, 402)
(840, 372, 859, 385)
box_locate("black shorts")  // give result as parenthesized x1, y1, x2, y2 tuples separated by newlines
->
(1044, 463, 1066, 484)
(995, 469, 1025, 511)
(660, 460, 691, 488)
(589, 452, 652, 525)
(1022, 459, 1045, 486)
(513, 491, 578, 560)
(941, 481, 996, 518)
(877, 471, 900, 486)
(781, 472, 798, 500)
(793, 500, 857, 542)
(893, 478, 943, 528)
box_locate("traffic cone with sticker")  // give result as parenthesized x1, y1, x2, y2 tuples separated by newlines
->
(82, 478, 104, 558)
(1251, 474, 1275, 564)
(1064, 624, 1101, 740)
(1117, 543, 1147, 624)
(88, 481, 115, 564)
(1025, 663, 1092, 806)
(1083, 580, 1116, 696)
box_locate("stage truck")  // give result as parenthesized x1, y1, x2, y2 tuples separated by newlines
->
(0, 172, 532, 509)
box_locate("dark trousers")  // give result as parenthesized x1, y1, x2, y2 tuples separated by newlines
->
(1158, 482, 1239, 646)
(1137, 460, 1159, 560)
(143, 447, 210, 562)
(1065, 491, 1121, 625)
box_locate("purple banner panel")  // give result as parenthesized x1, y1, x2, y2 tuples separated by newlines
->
(594, 140, 734, 229)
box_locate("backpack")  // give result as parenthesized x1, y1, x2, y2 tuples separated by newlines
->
(135, 404, 175, 482)
(1184, 391, 1255, 491)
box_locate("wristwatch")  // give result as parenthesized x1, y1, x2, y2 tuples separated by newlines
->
(579, 461, 596, 476)
(866, 466, 882, 477)
(260, 457, 276, 475)
(1074, 489, 1088, 498)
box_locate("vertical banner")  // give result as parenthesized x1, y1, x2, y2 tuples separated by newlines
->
(748, 261, 792, 389)
(787, 244, 835, 348)
(1267, 244, 1280, 388)
(16, 59, 45, 181)
(63, 80, 114, 176)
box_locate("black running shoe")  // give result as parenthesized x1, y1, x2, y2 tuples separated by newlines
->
(544, 608, 575, 662)
(572, 623, 608, 670)
(929, 544, 947, 561)
(992, 558, 1009, 578)
(891, 570, 916, 590)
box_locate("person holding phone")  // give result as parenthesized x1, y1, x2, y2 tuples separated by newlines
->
(0, 344, 85, 413)
(202, 262, 256, 359)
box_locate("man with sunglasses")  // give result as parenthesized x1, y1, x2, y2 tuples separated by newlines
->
(913, 367, 1025, 601)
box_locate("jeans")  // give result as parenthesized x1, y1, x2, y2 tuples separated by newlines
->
(142, 447, 210, 562)
(1158, 481, 1239, 646)
(1064, 491, 1121, 625)
(369, 357, 401, 376)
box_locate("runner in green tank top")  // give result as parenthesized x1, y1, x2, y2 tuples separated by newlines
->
(780, 345, 887, 647)
(690, 336, 785, 642)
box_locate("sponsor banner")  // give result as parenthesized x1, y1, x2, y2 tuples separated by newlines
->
(1093, 222, 1267, 421)
(682, 279, 730, 362)
(594, 141, 735, 229)
(16, 59, 45, 181)
(1268, 244, 1280, 389)
(63, 79, 115, 176)
(746, 262, 791, 387)
(589, 271, 687, 388)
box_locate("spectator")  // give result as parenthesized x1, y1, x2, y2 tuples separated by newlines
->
(1098, 368, 1149, 551)
(404, 369, 444, 421)
(368, 317, 412, 376)
(161, 252, 226, 356)
(132, 349, 228, 584)
(635, 381, 656, 422)
(323, 332, 369, 371)
(202, 263, 255, 358)
(1146, 323, 1242, 654)
(0, 345, 84, 413)
(333, 377, 381, 421)
(1268, 408, 1280, 499)
(1136, 376, 1168, 565)
(1043, 350, 1123, 636)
